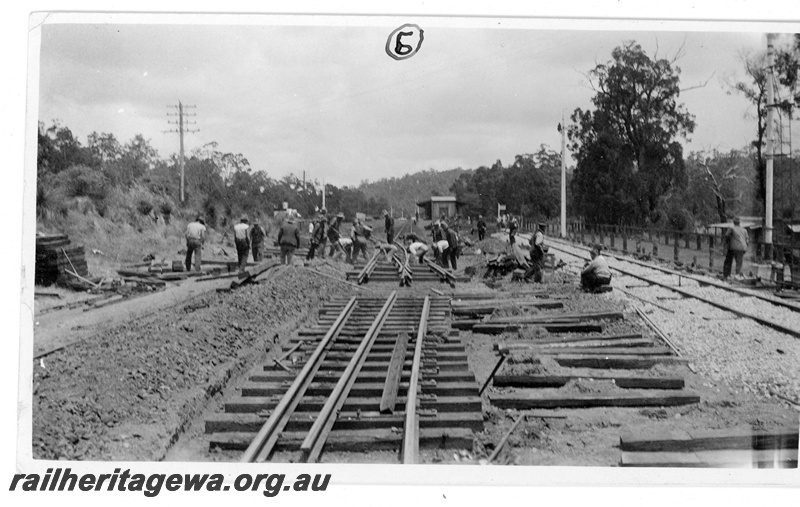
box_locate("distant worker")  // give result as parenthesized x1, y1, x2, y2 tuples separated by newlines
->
(509, 217, 518, 245)
(316, 209, 328, 259)
(234, 215, 251, 272)
(249, 217, 267, 263)
(431, 221, 444, 242)
(524, 223, 547, 283)
(581, 244, 612, 291)
(184, 216, 206, 272)
(350, 219, 369, 263)
(441, 222, 459, 270)
(326, 212, 345, 257)
(406, 237, 429, 264)
(277, 217, 300, 265)
(476, 215, 486, 241)
(306, 214, 326, 260)
(723, 216, 749, 280)
(383, 209, 395, 245)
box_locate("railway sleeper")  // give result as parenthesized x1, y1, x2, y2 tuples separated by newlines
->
(205, 411, 484, 433)
(209, 427, 476, 452)
(252, 369, 476, 383)
(239, 380, 479, 398)
(224, 394, 482, 414)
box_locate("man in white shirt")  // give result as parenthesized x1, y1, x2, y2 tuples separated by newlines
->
(432, 239, 450, 266)
(581, 244, 612, 291)
(407, 240, 429, 264)
(233, 216, 251, 272)
(184, 216, 206, 272)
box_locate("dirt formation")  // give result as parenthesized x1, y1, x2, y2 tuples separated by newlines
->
(32, 266, 355, 461)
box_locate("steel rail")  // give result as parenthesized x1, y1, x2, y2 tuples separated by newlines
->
(545, 236, 800, 314)
(357, 250, 381, 284)
(301, 291, 398, 462)
(241, 296, 358, 462)
(635, 307, 682, 356)
(402, 295, 430, 464)
(424, 258, 456, 285)
(546, 242, 800, 340)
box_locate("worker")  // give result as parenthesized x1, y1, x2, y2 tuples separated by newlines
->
(524, 222, 547, 283)
(351, 219, 369, 263)
(509, 217, 518, 245)
(316, 208, 328, 259)
(184, 216, 206, 272)
(406, 237, 429, 264)
(306, 214, 326, 260)
(581, 244, 612, 291)
(233, 215, 251, 272)
(383, 209, 395, 245)
(331, 236, 354, 263)
(723, 216, 749, 280)
(277, 216, 300, 265)
(249, 217, 267, 263)
(432, 238, 450, 266)
(431, 221, 444, 242)
(441, 222, 459, 270)
(326, 212, 345, 257)
(476, 215, 486, 241)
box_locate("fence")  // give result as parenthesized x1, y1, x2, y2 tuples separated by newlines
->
(519, 220, 800, 283)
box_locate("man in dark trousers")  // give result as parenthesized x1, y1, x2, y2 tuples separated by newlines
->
(249, 217, 267, 262)
(476, 215, 486, 241)
(306, 214, 326, 260)
(383, 209, 395, 245)
(350, 218, 369, 263)
(233, 215, 251, 272)
(327, 212, 345, 257)
(441, 222, 459, 270)
(524, 223, 547, 283)
(277, 217, 300, 265)
(723, 216, 749, 280)
(184, 216, 206, 272)
(316, 209, 328, 258)
(509, 217, 518, 245)
(431, 221, 444, 242)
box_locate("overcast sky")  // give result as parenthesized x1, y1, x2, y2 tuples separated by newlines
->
(36, 18, 790, 187)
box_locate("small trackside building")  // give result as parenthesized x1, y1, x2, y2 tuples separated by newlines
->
(415, 195, 464, 221)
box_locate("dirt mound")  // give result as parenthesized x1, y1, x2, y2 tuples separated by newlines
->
(474, 237, 507, 255)
(32, 268, 355, 461)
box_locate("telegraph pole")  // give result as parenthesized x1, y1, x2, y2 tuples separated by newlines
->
(559, 110, 567, 238)
(765, 34, 776, 260)
(165, 101, 198, 203)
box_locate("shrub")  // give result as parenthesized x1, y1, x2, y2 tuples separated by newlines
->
(136, 199, 154, 216)
(54, 165, 107, 201)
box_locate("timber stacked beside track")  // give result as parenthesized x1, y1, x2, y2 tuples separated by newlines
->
(205, 294, 483, 462)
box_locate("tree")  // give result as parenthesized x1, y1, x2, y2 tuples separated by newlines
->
(684, 149, 755, 223)
(568, 41, 696, 225)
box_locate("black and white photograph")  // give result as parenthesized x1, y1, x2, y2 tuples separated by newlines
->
(7, 3, 800, 502)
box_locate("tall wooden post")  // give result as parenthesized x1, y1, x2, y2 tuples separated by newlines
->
(765, 33, 776, 261)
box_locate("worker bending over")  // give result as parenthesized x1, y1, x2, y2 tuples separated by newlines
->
(406, 238, 429, 264)
(581, 244, 612, 291)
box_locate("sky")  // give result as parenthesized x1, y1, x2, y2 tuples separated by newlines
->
(35, 17, 794, 187)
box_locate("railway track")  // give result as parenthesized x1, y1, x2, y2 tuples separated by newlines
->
(206, 292, 482, 462)
(540, 236, 800, 339)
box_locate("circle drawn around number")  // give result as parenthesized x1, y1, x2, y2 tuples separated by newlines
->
(385, 24, 424, 61)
